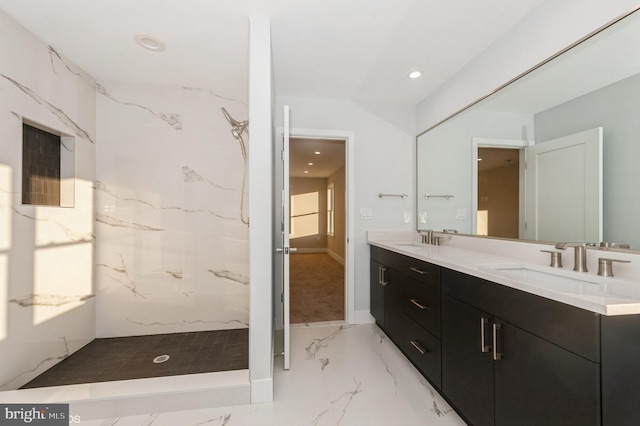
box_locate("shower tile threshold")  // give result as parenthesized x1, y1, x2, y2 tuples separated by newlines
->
(0, 370, 251, 420)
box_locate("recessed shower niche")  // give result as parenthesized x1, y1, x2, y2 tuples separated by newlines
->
(22, 121, 75, 208)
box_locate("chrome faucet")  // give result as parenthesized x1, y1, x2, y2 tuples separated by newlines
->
(555, 242, 588, 272)
(419, 229, 433, 244)
(599, 242, 631, 249)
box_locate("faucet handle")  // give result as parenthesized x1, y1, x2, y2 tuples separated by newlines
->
(597, 258, 631, 277)
(541, 250, 563, 268)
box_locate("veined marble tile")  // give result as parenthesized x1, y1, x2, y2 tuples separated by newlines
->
(0, 8, 96, 390)
(96, 81, 249, 338)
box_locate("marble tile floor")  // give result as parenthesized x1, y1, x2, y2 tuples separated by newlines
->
(79, 323, 467, 425)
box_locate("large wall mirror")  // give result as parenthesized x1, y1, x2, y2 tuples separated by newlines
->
(417, 7, 640, 251)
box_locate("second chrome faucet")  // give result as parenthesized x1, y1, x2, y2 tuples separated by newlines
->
(555, 242, 589, 272)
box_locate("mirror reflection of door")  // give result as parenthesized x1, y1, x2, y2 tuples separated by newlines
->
(477, 147, 520, 239)
(289, 137, 346, 324)
(524, 127, 603, 243)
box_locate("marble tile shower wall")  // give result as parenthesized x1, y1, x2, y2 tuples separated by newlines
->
(0, 10, 96, 390)
(95, 81, 249, 338)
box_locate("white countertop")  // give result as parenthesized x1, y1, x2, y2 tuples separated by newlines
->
(369, 236, 640, 316)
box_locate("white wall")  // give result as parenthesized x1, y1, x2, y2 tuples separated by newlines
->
(416, 0, 640, 132)
(95, 81, 249, 338)
(275, 96, 414, 314)
(0, 10, 96, 390)
(248, 16, 274, 403)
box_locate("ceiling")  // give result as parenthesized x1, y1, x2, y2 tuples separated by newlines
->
(290, 138, 345, 178)
(0, 0, 546, 107)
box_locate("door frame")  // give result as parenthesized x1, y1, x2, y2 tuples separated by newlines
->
(471, 138, 530, 237)
(275, 126, 355, 325)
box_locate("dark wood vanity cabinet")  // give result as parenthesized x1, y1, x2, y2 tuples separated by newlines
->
(370, 258, 386, 327)
(370, 246, 442, 388)
(442, 283, 599, 426)
(370, 246, 640, 426)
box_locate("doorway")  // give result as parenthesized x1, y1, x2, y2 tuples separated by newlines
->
(471, 137, 528, 238)
(273, 122, 355, 367)
(289, 137, 346, 324)
(476, 147, 521, 238)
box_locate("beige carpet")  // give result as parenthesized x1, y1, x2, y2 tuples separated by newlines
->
(290, 253, 344, 324)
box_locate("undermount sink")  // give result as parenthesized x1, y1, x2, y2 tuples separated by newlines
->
(479, 263, 638, 300)
(394, 242, 426, 248)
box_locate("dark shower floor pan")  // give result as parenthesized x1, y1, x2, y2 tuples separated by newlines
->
(21, 328, 248, 389)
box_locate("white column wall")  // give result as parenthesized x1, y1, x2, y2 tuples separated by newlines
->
(249, 16, 274, 403)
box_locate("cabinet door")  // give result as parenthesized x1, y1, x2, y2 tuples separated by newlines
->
(442, 295, 495, 426)
(494, 321, 600, 426)
(370, 259, 385, 327)
(384, 268, 406, 340)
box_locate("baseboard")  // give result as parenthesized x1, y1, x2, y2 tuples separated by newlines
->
(292, 248, 327, 254)
(327, 250, 345, 266)
(290, 248, 345, 267)
(250, 377, 273, 403)
(354, 310, 375, 324)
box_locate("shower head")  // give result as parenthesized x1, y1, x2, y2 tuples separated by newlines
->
(221, 107, 248, 136)
(221, 107, 248, 159)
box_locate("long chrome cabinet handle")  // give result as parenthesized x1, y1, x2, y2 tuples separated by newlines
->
(409, 267, 427, 275)
(410, 298, 429, 310)
(410, 340, 427, 355)
(493, 323, 503, 361)
(379, 266, 387, 286)
(480, 317, 491, 353)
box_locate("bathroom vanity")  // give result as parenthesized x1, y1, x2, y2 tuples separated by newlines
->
(369, 235, 640, 426)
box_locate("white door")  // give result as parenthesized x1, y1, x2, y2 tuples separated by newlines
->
(276, 105, 295, 370)
(525, 127, 602, 243)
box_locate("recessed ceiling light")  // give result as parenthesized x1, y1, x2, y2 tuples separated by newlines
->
(304, 171, 309, 174)
(308, 162, 314, 166)
(408, 70, 422, 79)
(134, 34, 166, 52)
(314, 151, 321, 155)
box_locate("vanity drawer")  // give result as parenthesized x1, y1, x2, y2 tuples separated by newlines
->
(404, 259, 440, 290)
(394, 314, 441, 389)
(403, 278, 441, 338)
(370, 246, 440, 290)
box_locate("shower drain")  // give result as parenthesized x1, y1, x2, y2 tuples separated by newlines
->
(153, 354, 170, 364)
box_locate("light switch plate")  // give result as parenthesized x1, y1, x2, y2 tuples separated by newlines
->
(404, 212, 412, 224)
(456, 208, 466, 220)
(360, 207, 372, 220)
